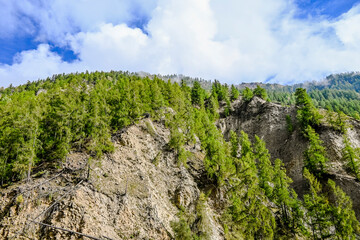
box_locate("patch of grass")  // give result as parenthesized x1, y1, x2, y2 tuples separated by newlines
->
(145, 120, 157, 137)
(152, 152, 162, 166)
(16, 194, 24, 204)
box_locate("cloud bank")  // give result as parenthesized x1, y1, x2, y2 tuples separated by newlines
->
(1, 0, 360, 86)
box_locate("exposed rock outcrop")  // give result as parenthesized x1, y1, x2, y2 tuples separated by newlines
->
(219, 96, 360, 218)
(2, 96, 360, 239)
(0, 120, 223, 240)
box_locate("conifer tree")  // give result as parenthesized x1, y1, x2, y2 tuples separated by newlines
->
(328, 179, 360, 239)
(230, 130, 239, 158)
(85, 83, 114, 158)
(41, 89, 73, 161)
(342, 134, 360, 180)
(273, 159, 306, 236)
(304, 125, 328, 176)
(242, 87, 253, 101)
(211, 80, 229, 102)
(150, 78, 165, 110)
(295, 88, 322, 130)
(303, 168, 333, 239)
(206, 94, 219, 120)
(171, 210, 194, 240)
(253, 85, 267, 100)
(227, 131, 275, 239)
(191, 81, 205, 107)
(230, 85, 240, 102)
(254, 135, 274, 198)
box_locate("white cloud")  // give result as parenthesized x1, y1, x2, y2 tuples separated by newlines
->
(334, 4, 360, 48)
(0, 44, 79, 86)
(1, 0, 360, 86)
(69, 23, 150, 72)
(0, 0, 157, 43)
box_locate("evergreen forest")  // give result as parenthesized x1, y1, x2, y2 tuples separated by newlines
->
(1, 71, 360, 239)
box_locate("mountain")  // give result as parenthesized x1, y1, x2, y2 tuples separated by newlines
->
(1, 71, 360, 239)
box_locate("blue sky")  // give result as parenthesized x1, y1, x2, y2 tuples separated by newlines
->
(1, 0, 360, 86)
(295, 0, 359, 18)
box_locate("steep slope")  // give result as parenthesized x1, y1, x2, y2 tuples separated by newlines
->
(1, 71, 360, 239)
(219, 96, 360, 217)
(0, 119, 223, 240)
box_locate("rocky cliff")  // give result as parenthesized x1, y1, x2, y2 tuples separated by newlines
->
(218, 97, 360, 218)
(0, 119, 223, 240)
(1, 97, 360, 239)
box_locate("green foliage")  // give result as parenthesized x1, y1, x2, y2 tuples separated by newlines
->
(171, 193, 211, 240)
(229, 130, 239, 158)
(326, 110, 349, 133)
(2, 70, 360, 240)
(273, 159, 306, 236)
(0, 72, 198, 184)
(295, 88, 322, 130)
(230, 85, 240, 102)
(191, 81, 205, 107)
(168, 126, 191, 167)
(226, 131, 275, 240)
(253, 85, 268, 100)
(285, 115, 294, 133)
(211, 80, 229, 102)
(0, 91, 42, 183)
(328, 179, 360, 239)
(177, 147, 191, 168)
(242, 87, 253, 101)
(194, 193, 211, 240)
(171, 210, 195, 240)
(152, 152, 162, 166)
(16, 194, 24, 204)
(254, 136, 274, 198)
(206, 94, 219, 120)
(304, 126, 328, 176)
(342, 134, 360, 180)
(263, 73, 360, 120)
(303, 168, 333, 240)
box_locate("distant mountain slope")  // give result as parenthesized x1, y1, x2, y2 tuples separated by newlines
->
(159, 72, 360, 119)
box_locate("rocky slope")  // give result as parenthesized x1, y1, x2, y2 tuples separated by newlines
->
(0, 119, 223, 240)
(1, 97, 360, 239)
(218, 96, 360, 217)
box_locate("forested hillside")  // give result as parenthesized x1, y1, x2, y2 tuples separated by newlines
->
(161, 72, 360, 120)
(1, 71, 360, 239)
(247, 72, 360, 120)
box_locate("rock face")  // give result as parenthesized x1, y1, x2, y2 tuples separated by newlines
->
(218, 96, 360, 218)
(0, 119, 223, 240)
(2, 97, 360, 239)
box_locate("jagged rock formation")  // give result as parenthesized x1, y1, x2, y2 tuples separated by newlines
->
(0, 119, 223, 240)
(218, 96, 360, 218)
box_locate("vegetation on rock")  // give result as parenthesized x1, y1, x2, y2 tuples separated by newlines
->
(1, 71, 360, 239)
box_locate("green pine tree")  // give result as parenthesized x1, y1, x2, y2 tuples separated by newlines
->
(304, 126, 328, 176)
(230, 85, 240, 102)
(303, 168, 333, 240)
(254, 135, 274, 198)
(191, 81, 205, 107)
(253, 85, 268, 100)
(295, 88, 322, 130)
(342, 134, 360, 180)
(242, 87, 253, 101)
(273, 159, 306, 236)
(328, 179, 360, 239)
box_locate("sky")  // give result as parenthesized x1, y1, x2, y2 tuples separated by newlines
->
(0, 0, 360, 87)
